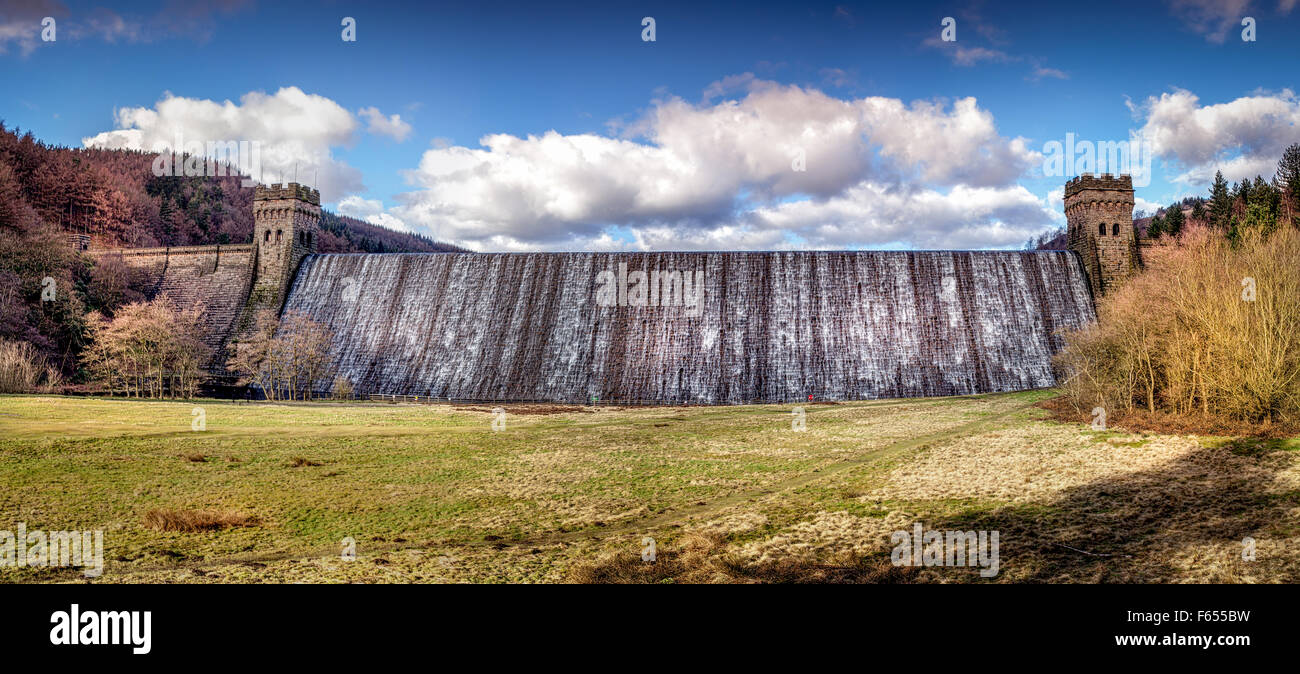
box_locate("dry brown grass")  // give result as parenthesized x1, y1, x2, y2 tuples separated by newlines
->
(289, 457, 321, 467)
(1037, 396, 1300, 437)
(182, 453, 207, 462)
(454, 404, 591, 416)
(568, 531, 919, 584)
(0, 339, 54, 393)
(143, 509, 260, 532)
(854, 420, 1300, 583)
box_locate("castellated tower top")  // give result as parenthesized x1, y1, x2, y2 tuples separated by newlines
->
(1064, 173, 1137, 298)
(254, 182, 320, 205)
(1064, 173, 1133, 199)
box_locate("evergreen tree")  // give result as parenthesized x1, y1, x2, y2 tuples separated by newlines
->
(1235, 179, 1251, 203)
(1243, 175, 1280, 237)
(1208, 170, 1232, 229)
(1164, 203, 1185, 236)
(1147, 213, 1165, 238)
(1190, 200, 1206, 223)
(1276, 142, 1300, 225)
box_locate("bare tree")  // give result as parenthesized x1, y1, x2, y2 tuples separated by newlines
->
(82, 301, 209, 398)
(227, 310, 334, 400)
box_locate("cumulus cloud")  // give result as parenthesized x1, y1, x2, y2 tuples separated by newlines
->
(1134, 196, 1166, 216)
(82, 87, 365, 201)
(740, 183, 1057, 250)
(385, 78, 1043, 251)
(358, 107, 413, 142)
(583, 183, 1055, 253)
(1134, 88, 1300, 185)
(338, 195, 411, 232)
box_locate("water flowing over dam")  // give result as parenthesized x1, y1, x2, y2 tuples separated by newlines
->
(281, 251, 1095, 404)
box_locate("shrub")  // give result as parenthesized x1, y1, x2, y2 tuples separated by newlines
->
(142, 509, 259, 532)
(1055, 225, 1300, 426)
(0, 339, 59, 393)
(331, 375, 354, 400)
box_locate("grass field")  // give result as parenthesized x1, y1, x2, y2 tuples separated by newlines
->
(1, 391, 1297, 583)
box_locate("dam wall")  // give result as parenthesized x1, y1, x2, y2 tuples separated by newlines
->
(281, 250, 1096, 404)
(88, 244, 256, 362)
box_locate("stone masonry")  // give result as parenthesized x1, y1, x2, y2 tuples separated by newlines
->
(86, 183, 319, 372)
(1064, 173, 1138, 297)
(236, 183, 321, 335)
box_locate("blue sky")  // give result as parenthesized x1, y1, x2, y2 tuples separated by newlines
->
(3, 0, 1298, 250)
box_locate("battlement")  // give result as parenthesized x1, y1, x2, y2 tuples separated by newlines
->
(254, 182, 320, 205)
(1064, 173, 1134, 200)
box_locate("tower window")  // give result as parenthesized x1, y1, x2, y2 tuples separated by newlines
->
(1112, 223, 1120, 236)
(275, 229, 282, 244)
(263, 230, 270, 243)
(1098, 223, 1106, 236)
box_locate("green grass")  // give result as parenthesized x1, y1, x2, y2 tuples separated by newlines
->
(1, 390, 1293, 584)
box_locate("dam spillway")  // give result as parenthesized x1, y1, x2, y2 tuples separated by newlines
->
(280, 251, 1096, 404)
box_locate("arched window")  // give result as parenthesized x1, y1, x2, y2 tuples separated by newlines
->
(275, 229, 282, 244)
(263, 230, 270, 243)
(1112, 223, 1120, 236)
(1098, 223, 1106, 236)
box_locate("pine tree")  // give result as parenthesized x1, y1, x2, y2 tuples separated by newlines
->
(1190, 200, 1206, 223)
(1147, 213, 1165, 238)
(1276, 142, 1300, 226)
(1164, 203, 1185, 236)
(1243, 175, 1280, 237)
(1209, 170, 1232, 229)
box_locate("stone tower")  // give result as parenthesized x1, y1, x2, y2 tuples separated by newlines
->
(251, 182, 320, 312)
(1064, 173, 1137, 297)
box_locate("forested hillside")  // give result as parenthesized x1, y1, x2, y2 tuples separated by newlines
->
(0, 123, 459, 252)
(0, 123, 461, 375)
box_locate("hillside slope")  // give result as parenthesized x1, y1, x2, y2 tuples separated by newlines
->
(0, 123, 460, 253)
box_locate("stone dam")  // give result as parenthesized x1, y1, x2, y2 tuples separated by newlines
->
(93, 177, 1143, 404)
(280, 250, 1096, 404)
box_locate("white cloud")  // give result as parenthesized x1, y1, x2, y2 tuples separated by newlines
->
(584, 183, 1054, 253)
(1134, 196, 1166, 216)
(337, 195, 384, 218)
(739, 183, 1057, 250)
(338, 195, 411, 232)
(82, 87, 365, 201)
(389, 78, 1041, 251)
(1028, 66, 1068, 81)
(358, 106, 412, 142)
(1134, 88, 1300, 185)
